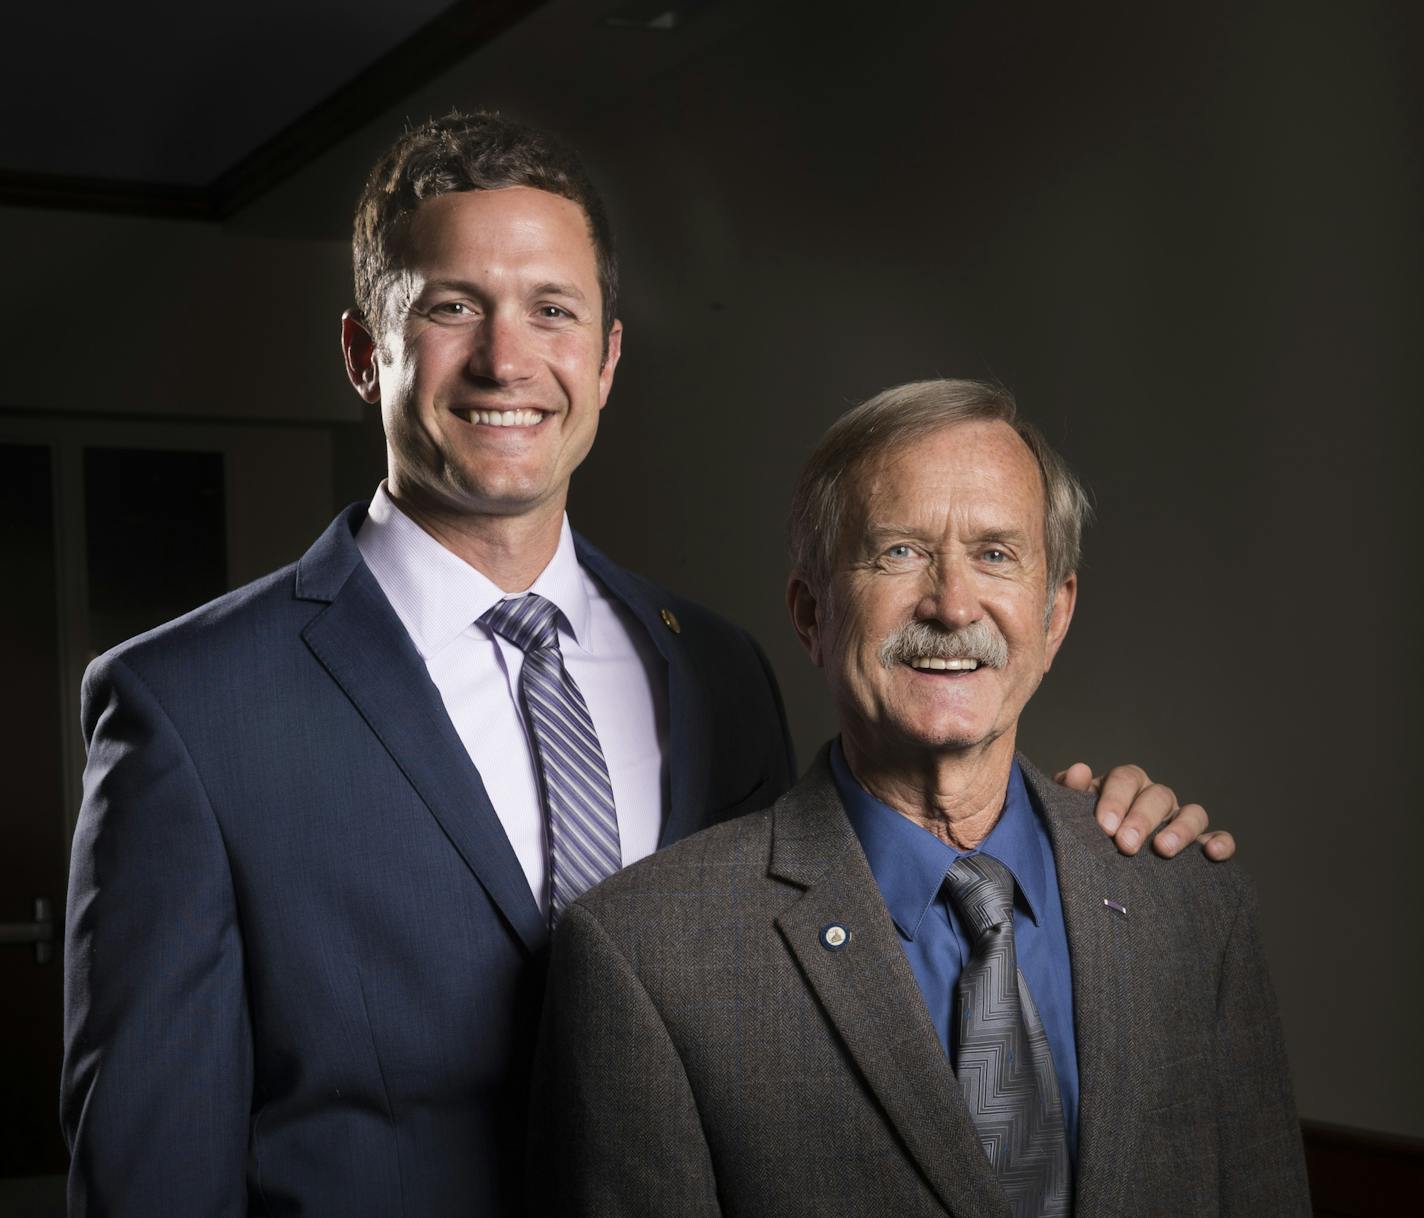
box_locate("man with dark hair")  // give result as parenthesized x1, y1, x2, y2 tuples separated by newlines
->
(63, 115, 1227, 1217)
(531, 380, 1308, 1217)
(351, 110, 620, 359)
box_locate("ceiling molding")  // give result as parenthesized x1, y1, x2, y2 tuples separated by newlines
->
(0, 170, 214, 219)
(0, 0, 548, 222)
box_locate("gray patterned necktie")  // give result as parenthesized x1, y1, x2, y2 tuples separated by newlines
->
(481, 593, 621, 923)
(945, 852, 1072, 1217)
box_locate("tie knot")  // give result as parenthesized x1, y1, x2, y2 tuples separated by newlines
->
(481, 593, 561, 654)
(944, 852, 1016, 943)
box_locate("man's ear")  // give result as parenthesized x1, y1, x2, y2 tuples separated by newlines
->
(1042, 571, 1077, 672)
(341, 310, 381, 405)
(597, 319, 623, 408)
(787, 573, 827, 667)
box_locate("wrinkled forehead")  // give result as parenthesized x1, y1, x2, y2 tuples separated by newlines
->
(839, 421, 1047, 551)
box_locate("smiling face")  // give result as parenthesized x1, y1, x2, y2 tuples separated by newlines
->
(790, 420, 1076, 775)
(343, 186, 621, 527)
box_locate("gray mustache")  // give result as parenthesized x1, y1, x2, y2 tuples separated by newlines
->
(878, 619, 1009, 670)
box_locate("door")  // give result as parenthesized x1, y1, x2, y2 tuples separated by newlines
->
(0, 443, 67, 1179)
(0, 414, 337, 1199)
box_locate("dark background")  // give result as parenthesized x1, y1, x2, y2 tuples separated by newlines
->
(2, 0, 1419, 1168)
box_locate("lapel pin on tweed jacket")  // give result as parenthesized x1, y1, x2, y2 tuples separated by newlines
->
(1103, 898, 1128, 917)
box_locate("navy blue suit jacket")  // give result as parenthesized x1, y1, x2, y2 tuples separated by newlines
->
(62, 504, 795, 1217)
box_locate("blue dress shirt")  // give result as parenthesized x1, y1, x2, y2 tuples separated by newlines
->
(831, 740, 1081, 1156)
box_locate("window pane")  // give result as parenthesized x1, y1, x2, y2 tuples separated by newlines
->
(83, 447, 227, 655)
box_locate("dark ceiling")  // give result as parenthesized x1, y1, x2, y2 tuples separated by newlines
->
(0, 0, 550, 216)
(0, 0, 788, 229)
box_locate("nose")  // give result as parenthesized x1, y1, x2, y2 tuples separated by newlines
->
(915, 556, 980, 630)
(466, 311, 534, 385)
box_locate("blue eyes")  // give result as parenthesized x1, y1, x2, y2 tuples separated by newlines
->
(424, 302, 473, 325)
(424, 302, 574, 323)
(880, 545, 1012, 563)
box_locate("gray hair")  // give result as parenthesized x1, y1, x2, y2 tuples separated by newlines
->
(787, 378, 1091, 595)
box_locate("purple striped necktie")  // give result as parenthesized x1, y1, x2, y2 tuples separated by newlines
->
(480, 593, 621, 923)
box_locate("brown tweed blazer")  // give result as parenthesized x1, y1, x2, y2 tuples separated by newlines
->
(528, 747, 1309, 1216)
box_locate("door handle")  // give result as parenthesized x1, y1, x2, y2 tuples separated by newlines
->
(0, 897, 55, 964)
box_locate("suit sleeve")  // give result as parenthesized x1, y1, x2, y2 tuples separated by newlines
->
(1213, 878, 1311, 1216)
(527, 902, 721, 1217)
(62, 655, 252, 1216)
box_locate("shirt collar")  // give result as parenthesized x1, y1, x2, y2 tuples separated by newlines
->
(356, 484, 592, 659)
(831, 739, 1050, 940)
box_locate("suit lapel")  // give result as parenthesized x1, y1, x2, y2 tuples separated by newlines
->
(296, 508, 547, 955)
(1019, 759, 1145, 1216)
(770, 756, 1010, 1218)
(573, 536, 713, 850)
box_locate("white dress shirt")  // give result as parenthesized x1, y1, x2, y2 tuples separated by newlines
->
(356, 486, 669, 915)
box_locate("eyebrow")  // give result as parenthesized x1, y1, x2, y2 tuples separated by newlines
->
(419, 278, 590, 303)
(857, 523, 937, 554)
(419, 278, 481, 295)
(967, 527, 1032, 546)
(861, 523, 1033, 547)
(863, 523, 929, 544)
(531, 280, 589, 302)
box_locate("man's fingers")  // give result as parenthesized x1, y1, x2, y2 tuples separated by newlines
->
(1198, 830, 1237, 861)
(1151, 801, 1206, 856)
(1092, 763, 1153, 843)
(1053, 762, 1099, 793)
(1058, 763, 1230, 860)
(1113, 778, 1178, 856)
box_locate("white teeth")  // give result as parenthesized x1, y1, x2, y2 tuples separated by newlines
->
(465, 409, 543, 427)
(908, 657, 980, 671)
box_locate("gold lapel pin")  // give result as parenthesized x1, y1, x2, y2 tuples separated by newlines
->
(660, 607, 681, 634)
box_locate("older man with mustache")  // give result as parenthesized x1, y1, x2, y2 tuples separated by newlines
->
(530, 378, 1309, 1217)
